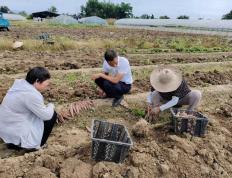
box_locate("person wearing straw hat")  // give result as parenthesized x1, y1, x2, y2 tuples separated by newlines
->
(147, 67, 202, 116)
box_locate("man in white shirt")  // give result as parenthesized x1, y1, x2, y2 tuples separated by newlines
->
(147, 67, 202, 117)
(92, 49, 133, 107)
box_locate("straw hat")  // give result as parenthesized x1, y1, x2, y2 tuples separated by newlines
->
(12, 41, 24, 49)
(150, 67, 182, 92)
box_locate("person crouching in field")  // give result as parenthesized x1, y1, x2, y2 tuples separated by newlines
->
(0, 67, 57, 151)
(147, 66, 202, 118)
(92, 49, 133, 107)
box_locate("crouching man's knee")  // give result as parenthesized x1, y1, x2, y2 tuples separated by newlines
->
(193, 90, 202, 100)
(191, 90, 202, 105)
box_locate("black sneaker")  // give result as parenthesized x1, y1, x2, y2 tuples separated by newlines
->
(112, 96, 124, 107)
(6, 143, 22, 151)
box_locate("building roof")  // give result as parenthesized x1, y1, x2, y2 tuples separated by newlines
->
(32, 11, 59, 18)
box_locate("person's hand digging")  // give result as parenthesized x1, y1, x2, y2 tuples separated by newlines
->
(147, 104, 152, 114)
(152, 107, 161, 115)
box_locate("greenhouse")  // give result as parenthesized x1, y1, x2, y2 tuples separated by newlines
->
(78, 16, 108, 26)
(3, 13, 26, 21)
(49, 15, 78, 25)
(115, 19, 232, 31)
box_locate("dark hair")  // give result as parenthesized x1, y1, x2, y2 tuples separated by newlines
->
(26, 67, 51, 84)
(104, 49, 117, 62)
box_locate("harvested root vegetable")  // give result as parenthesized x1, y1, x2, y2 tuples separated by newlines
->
(132, 119, 150, 138)
(58, 100, 94, 122)
(176, 112, 197, 119)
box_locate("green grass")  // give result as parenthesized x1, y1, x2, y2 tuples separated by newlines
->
(0, 36, 78, 52)
(64, 73, 78, 85)
(11, 20, 104, 29)
(4, 21, 232, 53)
(131, 108, 146, 118)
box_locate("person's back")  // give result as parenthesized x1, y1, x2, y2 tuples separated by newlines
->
(0, 67, 56, 150)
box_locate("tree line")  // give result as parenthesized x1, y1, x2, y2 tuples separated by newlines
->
(80, 0, 133, 19)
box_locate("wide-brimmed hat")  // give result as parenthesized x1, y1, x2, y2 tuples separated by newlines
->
(150, 67, 182, 92)
(12, 41, 24, 49)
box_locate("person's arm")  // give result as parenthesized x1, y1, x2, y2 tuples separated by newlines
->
(25, 94, 54, 121)
(99, 73, 124, 84)
(147, 91, 154, 104)
(159, 96, 179, 111)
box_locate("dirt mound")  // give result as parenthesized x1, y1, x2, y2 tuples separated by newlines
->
(43, 84, 75, 103)
(0, 50, 102, 74)
(186, 70, 232, 87)
(0, 111, 232, 177)
(132, 119, 150, 138)
(0, 127, 92, 177)
(60, 158, 92, 178)
(73, 83, 98, 99)
(24, 167, 57, 178)
(93, 162, 138, 178)
(43, 83, 98, 103)
(217, 96, 232, 118)
(133, 70, 232, 92)
(129, 52, 232, 66)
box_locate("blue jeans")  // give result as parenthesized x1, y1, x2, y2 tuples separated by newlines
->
(95, 77, 131, 99)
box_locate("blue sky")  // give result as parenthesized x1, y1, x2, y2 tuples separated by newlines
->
(1, 0, 232, 19)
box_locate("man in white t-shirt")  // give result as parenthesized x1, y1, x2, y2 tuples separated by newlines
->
(92, 49, 133, 107)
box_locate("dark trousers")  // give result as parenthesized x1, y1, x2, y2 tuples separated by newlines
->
(95, 77, 131, 99)
(40, 111, 57, 146)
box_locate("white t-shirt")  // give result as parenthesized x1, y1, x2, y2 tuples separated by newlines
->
(103, 56, 133, 84)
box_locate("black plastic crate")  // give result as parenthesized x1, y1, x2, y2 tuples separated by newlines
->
(91, 119, 133, 163)
(170, 108, 208, 137)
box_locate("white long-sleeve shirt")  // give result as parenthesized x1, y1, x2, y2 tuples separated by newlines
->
(0, 79, 54, 149)
(147, 91, 180, 111)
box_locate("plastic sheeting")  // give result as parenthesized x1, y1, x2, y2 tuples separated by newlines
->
(3, 13, 26, 21)
(115, 19, 232, 30)
(49, 15, 78, 25)
(78, 16, 108, 25)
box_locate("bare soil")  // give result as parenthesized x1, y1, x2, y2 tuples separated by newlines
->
(0, 25, 232, 178)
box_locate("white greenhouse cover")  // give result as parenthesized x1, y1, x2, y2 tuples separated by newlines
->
(115, 19, 232, 30)
(3, 13, 26, 21)
(78, 16, 108, 25)
(49, 15, 79, 25)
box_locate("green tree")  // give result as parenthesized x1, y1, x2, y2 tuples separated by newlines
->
(48, 6, 58, 13)
(222, 10, 232, 19)
(177, 15, 189, 19)
(0, 6, 10, 13)
(80, 0, 133, 19)
(140, 14, 155, 19)
(117, 2, 133, 18)
(27, 14, 33, 20)
(80, 0, 103, 17)
(18, 11, 28, 17)
(160, 15, 170, 19)
(140, 14, 150, 19)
